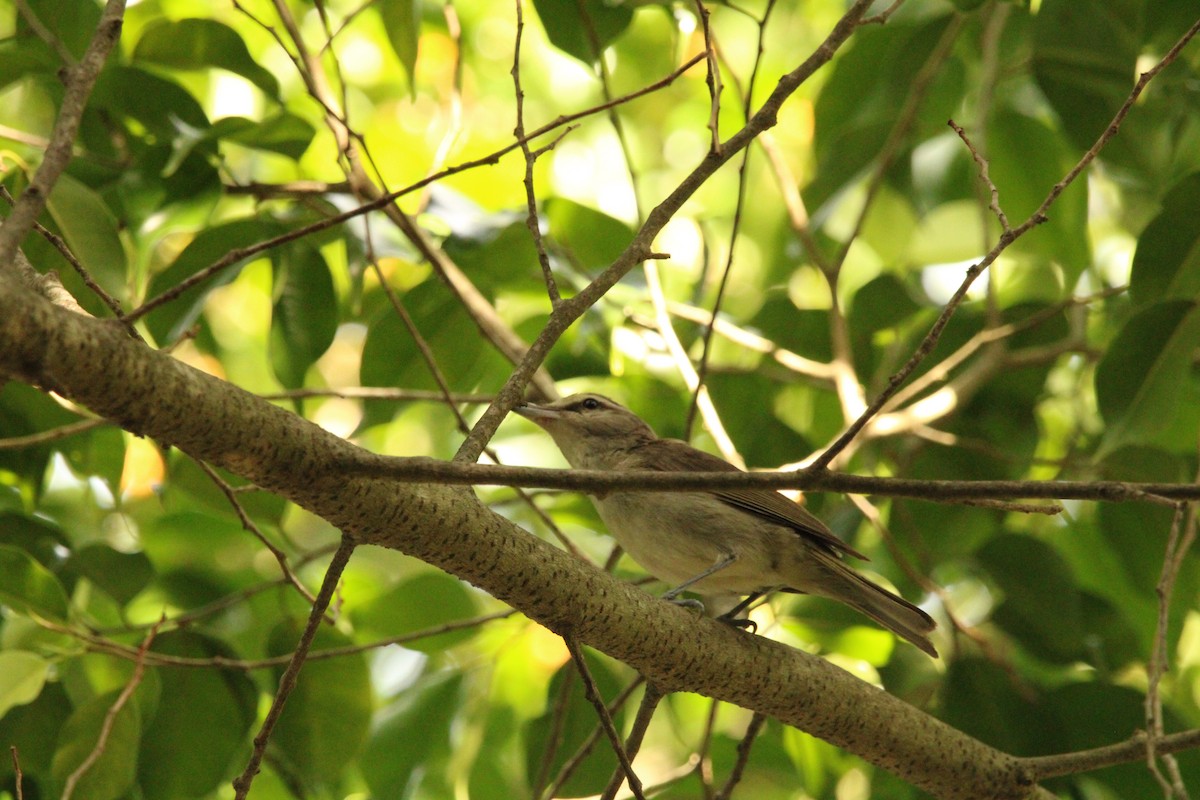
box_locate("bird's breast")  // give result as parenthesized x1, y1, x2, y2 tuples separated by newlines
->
(591, 491, 792, 595)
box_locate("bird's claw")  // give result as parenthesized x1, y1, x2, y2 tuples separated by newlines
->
(669, 597, 706, 614)
(719, 616, 758, 634)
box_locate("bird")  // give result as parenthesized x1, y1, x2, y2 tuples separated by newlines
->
(515, 392, 937, 657)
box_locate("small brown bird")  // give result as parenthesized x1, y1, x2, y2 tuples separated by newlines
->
(516, 393, 937, 657)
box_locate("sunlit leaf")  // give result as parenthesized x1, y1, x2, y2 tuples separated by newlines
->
(0, 651, 49, 718)
(134, 18, 280, 97)
(0, 544, 69, 621)
(379, 0, 421, 98)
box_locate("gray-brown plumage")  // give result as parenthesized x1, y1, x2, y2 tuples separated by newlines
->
(516, 393, 937, 657)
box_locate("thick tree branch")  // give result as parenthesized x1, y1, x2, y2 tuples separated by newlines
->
(1, 267, 1041, 800)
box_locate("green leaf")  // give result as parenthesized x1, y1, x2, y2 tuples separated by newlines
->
(16, 0, 99, 60)
(940, 658, 1042, 756)
(531, 0, 634, 63)
(544, 198, 635, 271)
(0, 682, 72, 786)
(44, 173, 127, 301)
(0, 38, 60, 92)
(133, 18, 280, 98)
(1094, 299, 1200, 449)
(59, 424, 126, 493)
(1032, 0, 1140, 151)
(0, 383, 89, 498)
(0, 651, 50, 718)
(361, 671, 463, 798)
(270, 244, 338, 388)
(1130, 172, 1200, 306)
(64, 544, 154, 607)
(209, 112, 317, 159)
(379, 0, 421, 98)
(50, 690, 141, 800)
(138, 631, 257, 800)
(977, 534, 1084, 663)
(987, 111, 1089, 276)
(0, 544, 70, 621)
(145, 217, 285, 345)
(810, 15, 962, 212)
(267, 621, 373, 786)
(360, 283, 512, 395)
(92, 66, 210, 138)
(0, 510, 71, 571)
(1043, 684, 1200, 796)
(351, 572, 480, 654)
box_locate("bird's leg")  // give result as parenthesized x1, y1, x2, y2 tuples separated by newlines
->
(662, 551, 738, 606)
(718, 592, 764, 630)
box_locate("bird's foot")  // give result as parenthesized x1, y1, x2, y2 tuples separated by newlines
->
(668, 597, 706, 614)
(718, 614, 758, 634)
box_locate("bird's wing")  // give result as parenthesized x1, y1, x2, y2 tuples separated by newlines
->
(633, 439, 868, 561)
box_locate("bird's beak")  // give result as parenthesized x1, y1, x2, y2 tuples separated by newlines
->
(513, 402, 560, 427)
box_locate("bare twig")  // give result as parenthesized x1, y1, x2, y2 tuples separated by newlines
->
(1028, 729, 1200, 781)
(0, 0, 126, 268)
(61, 617, 162, 800)
(456, 0, 878, 463)
(715, 712, 767, 800)
(0, 418, 107, 449)
(599, 682, 665, 800)
(565, 637, 645, 800)
(193, 458, 317, 605)
(810, 16, 1200, 471)
(949, 119, 1010, 232)
(10, 746, 23, 800)
(687, 0, 778, 438)
(543, 676, 646, 799)
(513, 0, 560, 304)
(232, 536, 355, 799)
(644, 259, 744, 467)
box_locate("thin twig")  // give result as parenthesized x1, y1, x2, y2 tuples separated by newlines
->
(714, 712, 767, 800)
(0, 418, 107, 449)
(193, 458, 317, 605)
(599, 682, 665, 800)
(949, 119, 1010, 232)
(809, 16, 1200, 471)
(0, 0, 126, 268)
(532, 665, 578, 800)
(543, 676, 646, 799)
(456, 0, 878, 463)
(565, 637, 645, 800)
(644, 259, 744, 467)
(232, 536, 355, 799)
(513, 0, 560, 304)
(687, 0, 777, 438)
(61, 617, 162, 800)
(10, 745, 23, 800)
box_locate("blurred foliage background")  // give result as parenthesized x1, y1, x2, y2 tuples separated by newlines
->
(3, 0, 1200, 798)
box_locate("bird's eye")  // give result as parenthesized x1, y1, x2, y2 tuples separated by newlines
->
(581, 397, 600, 411)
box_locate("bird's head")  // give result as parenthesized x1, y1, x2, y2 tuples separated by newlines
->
(515, 393, 657, 469)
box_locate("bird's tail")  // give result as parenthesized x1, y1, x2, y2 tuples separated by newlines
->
(804, 550, 938, 658)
